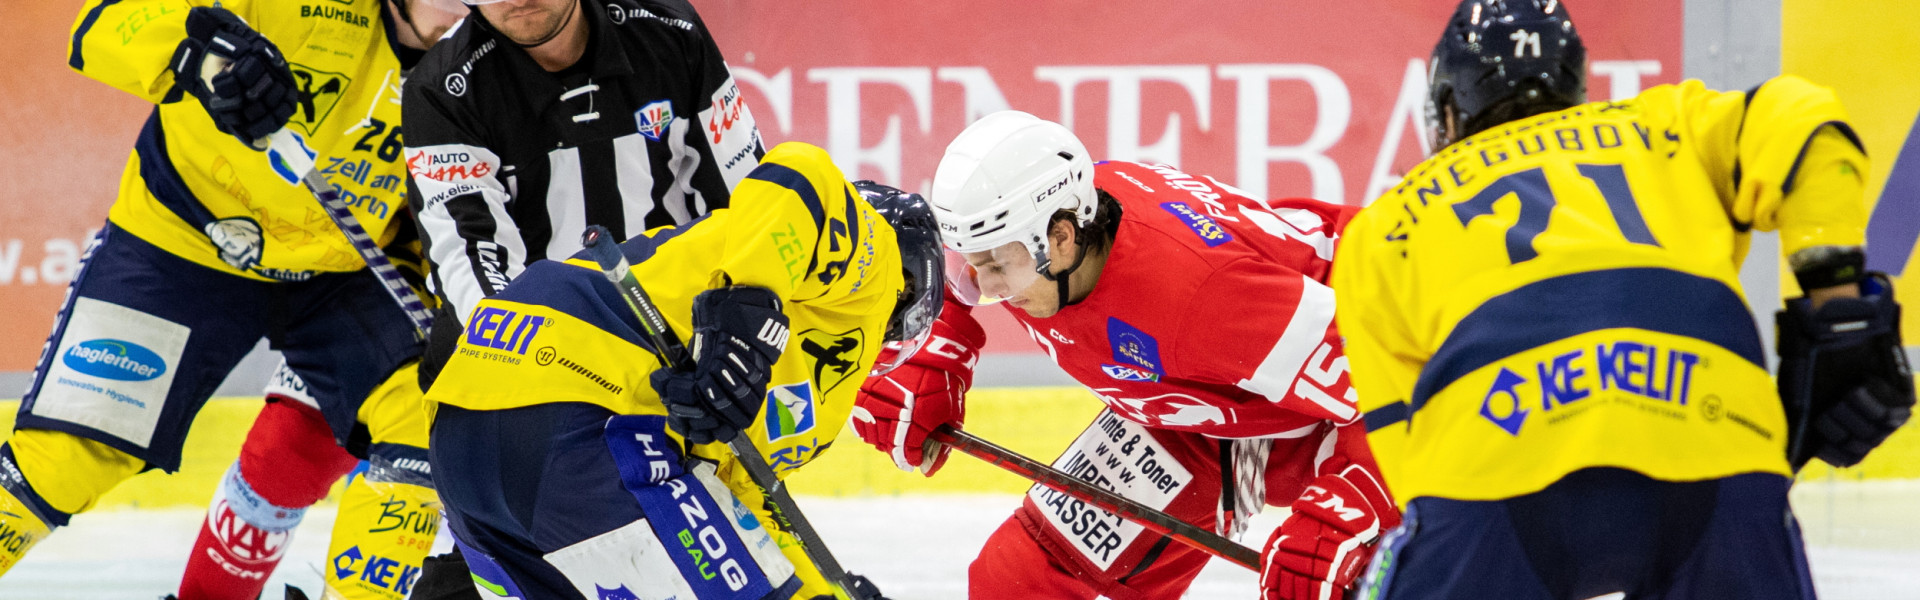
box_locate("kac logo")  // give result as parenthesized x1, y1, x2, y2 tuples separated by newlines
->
(635, 100, 675, 142)
(1160, 202, 1233, 247)
(596, 584, 639, 600)
(64, 339, 167, 381)
(1106, 318, 1163, 375)
(765, 381, 816, 442)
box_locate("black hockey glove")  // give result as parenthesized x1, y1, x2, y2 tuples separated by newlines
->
(652, 286, 789, 445)
(1778, 273, 1915, 469)
(170, 6, 298, 147)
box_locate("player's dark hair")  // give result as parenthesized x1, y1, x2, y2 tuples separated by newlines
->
(1459, 86, 1582, 140)
(1050, 189, 1123, 255)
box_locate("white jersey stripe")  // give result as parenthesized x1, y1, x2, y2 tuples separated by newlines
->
(664, 117, 699, 224)
(612, 133, 657, 237)
(1235, 275, 1351, 420)
(544, 147, 588, 260)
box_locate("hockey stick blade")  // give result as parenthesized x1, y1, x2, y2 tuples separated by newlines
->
(931, 425, 1263, 571)
(265, 129, 432, 339)
(578, 225, 877, 600)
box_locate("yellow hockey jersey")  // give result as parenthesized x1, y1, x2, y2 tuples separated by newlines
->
(1336, 76, 1869, 506)
(70, 0, 418, 281)
(425, 142, 902, 597)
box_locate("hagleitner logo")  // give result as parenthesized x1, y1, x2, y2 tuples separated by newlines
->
(63, 339, 167, 382)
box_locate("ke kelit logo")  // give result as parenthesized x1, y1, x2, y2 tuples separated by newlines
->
(1106, 317, 1163, 375)
(63, 339, 167, 381)
(765, 381, 817, 443)
(1479, 341, 1703, 436)
(1101, 363, 1160, 383)
(1160, 202, 1233, 247)
(464, 306, 548, 355)
(1479, 367, 1531, 436)
(332, 545, 422, 596)
(635, 100, 675, 142)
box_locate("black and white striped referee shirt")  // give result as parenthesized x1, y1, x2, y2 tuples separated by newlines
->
(402, 0, 763, 328)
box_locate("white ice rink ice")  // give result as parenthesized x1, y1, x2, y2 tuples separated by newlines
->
(3, 482, 1918, 599)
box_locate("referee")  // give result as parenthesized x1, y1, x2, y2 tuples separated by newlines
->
(403, 0, 765, 384)
(399, 0, 763, 595)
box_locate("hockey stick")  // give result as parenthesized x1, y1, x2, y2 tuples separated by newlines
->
(199, 41, 432, 341)
(264, 129, 433, 340)
(929, 425, 1264, 572)
(579, 225, 878, 600)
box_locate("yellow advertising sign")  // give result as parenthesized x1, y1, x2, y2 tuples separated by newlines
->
(1783, 0, 1920, 341)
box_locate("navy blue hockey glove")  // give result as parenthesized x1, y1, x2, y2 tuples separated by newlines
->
(1778, 273, 1915, 469)
(652, 286, 789, 445)
(170, 6, 298, 147)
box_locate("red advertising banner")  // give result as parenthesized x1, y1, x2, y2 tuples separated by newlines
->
(691, 0, 1683, 353)
(0, 1, 1681, 370)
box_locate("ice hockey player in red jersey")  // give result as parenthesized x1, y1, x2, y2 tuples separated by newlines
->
(849, 110, 1400, 600)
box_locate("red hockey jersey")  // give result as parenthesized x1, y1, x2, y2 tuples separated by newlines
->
(1001, 160, 1360, 439)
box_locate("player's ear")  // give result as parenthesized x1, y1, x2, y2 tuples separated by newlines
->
(1047, 215, 1077, 259)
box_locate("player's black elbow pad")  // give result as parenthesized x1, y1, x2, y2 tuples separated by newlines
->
(1776, 273, 1915, 469)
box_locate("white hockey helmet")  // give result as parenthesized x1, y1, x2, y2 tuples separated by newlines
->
(930, 110, 1098, 258)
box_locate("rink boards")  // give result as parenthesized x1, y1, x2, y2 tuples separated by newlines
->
(0, 382, 1914, 510)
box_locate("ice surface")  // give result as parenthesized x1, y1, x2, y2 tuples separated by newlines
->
(2, 485, 1916, 599)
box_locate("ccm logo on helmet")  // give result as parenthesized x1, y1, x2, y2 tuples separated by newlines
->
(1033, 173, 1073, 205)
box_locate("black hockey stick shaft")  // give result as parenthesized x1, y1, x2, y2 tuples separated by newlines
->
(241, 94, 430, 339)
(931, 425, 1263, 571)
(579, 225, 870, 599)
(204, 10, 429, 340)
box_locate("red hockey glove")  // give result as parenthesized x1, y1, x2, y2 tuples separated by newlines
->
(1261, 470, 1388, 600)
(850, 301, 983, 475)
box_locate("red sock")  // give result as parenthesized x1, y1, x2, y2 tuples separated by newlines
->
(177, 398, 359, 600)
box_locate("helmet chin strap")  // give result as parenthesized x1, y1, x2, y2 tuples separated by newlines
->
(1037, 236, 1093, 309)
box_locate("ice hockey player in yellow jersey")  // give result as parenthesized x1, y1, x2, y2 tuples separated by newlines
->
(27, 1, 465, 598)
(423, 142, 943, 600)
(1338, 1, 1912, 599)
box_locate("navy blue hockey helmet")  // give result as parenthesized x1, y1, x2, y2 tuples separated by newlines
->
(852, 180, 947, 374)
(1427, 0, 1587, 153)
